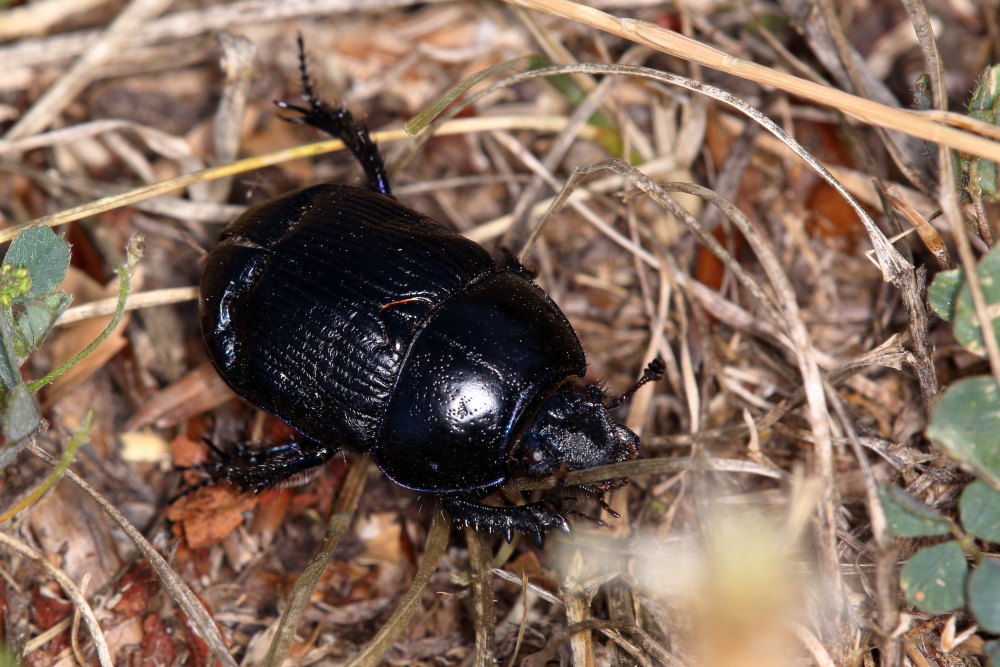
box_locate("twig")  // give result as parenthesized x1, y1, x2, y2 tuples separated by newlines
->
(4, 0, 172, 141)
(0, 531, 112, 667)
(501, 0, 1000, 162)
(261, 456, 370, 667)
(465, 528, 497, 666)
(344, 515, 450, 666)
(27, 446, 238, 667)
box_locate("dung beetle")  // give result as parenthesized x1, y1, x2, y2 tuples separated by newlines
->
(199, 45, 663, 546)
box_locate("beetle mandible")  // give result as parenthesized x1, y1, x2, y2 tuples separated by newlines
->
(199, 43, 663, 546)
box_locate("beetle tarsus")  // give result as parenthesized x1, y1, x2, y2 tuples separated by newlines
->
(437, 494, 570, 546)
(597, 496, 621, 519)
(277, 39, 393, 197)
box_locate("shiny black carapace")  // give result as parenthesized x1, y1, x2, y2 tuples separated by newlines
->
(199, 43, 662, 545)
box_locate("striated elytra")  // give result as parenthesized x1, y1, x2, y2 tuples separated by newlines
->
(198, 45, 662, 546)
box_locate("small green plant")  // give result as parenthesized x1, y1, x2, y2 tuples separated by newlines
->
(882, 243, 1000, 663)
(0, 226, 72, 451)
(926, 244, 1000, 485)
(880, 483, 1000, 662)
(0, 225, 140, 467)
(961, 65, 1000, 203)
(915, 65, 1000, 246)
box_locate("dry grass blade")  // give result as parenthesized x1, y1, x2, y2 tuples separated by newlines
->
(344, 515, 450, 666)
(465, 528, 498, 666)
(0, 532, 112, 667)
(510, 457, 787, 493)
(4, 0, 172, 141)
(27, 446, 237, 667)
(205, 32, 256, 204)
(261, 456, 369, 667)
(503, 0, 1000, 162)
(492, 571, 676, 666)
(1, 116, 594, 245)
(55, 286, 199, 326)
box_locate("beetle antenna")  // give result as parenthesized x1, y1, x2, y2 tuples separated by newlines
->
(605, 357, 665, 410)
(275, 35, 393, 197)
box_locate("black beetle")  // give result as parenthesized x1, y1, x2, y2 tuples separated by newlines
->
(198, 46, 663, 545)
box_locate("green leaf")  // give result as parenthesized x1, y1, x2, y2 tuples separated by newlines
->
(13, 292, 71, 361)
(960, 66, 1000, 202)
(2, 383, 39, 444)
(960, 481, 1000, 543)
(2, 226, 70, 303)
(878, 484, 952, 537)
(953, 245, 1000, 356)
(985, 639, 1000, 666)
(970, 558, 1000, 633)
(928, 267, 964, 321)
(968, 64, 1000, 118)
(928, 376, 1000, 486)
(900, 541, 968, 614)
(0, 310, 23, 390)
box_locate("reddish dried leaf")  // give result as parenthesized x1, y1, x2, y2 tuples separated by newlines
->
(693, 224, 746, 291)
(141, 614, 177, 667)
(806, 180, 864, 250)
(177, 607, 215, 667)
(171, 433, 208, 469)
(166, 485, 256, 549)
(32, 584, 72, 629)
(504, 551, 559, 592)
(113, 565, 160, 620)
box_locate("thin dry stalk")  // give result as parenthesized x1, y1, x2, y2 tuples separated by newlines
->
(465, 528, 498, 666)
(27, 446, 237, 667)
(502, 0, 1000, 162)
(0, 532, 112, 667)
(4, 0, 172, 141)
(261, 455, 370, 667)
(204, 32, 256, 204)
(1, 115, 596, 244)
(344, 515, 450, 667)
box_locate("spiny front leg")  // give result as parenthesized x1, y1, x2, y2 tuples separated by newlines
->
(275, 35, 392, 197)
(437, 493, 571, 547)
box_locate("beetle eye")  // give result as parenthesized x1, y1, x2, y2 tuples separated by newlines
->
(518, 439, 557, 477)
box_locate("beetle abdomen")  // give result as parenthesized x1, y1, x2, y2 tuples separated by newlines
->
(200, 184, 496, 450)
(375, 270, 587, 492)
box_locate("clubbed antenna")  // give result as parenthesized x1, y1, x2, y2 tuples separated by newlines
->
(606, 357, 665, 410)
(274, 35, 393, 197)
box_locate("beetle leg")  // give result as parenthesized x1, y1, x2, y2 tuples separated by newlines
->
(195, 439, 338, 493)
(275, 36, 393, 198)
(437, 494, 571, 547)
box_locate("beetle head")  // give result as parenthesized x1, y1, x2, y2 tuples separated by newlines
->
(517, 384, 639, 479)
